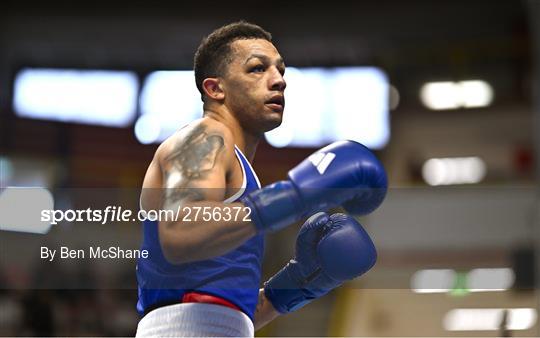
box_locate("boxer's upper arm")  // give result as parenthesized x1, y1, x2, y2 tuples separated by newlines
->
(152, 121, 257, 263)
(157, 121, 234, 213)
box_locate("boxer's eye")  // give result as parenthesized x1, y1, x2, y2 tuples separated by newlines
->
(250, 65, 265, 73)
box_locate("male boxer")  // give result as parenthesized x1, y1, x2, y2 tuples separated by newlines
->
(136, 21, 387, 337)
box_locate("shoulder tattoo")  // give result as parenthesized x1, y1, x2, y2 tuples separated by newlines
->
(162, 124, 225, 205)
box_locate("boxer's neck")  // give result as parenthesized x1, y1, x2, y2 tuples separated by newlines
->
(203, 107, 260, 163)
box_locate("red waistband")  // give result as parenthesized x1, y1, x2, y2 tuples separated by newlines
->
(181, 292, 241, 312)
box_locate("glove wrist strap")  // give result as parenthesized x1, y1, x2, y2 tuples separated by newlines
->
(263, 262, 312, 314)
(241, 181, 304, 232)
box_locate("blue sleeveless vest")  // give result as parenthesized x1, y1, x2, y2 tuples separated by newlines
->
(136, 146, 263, 321)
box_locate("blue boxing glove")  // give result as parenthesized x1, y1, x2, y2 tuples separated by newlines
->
(242, 140, 387, 233)
(263, 212, 377, 314)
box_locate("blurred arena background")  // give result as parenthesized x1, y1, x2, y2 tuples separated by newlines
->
(0, 0, 539, 336)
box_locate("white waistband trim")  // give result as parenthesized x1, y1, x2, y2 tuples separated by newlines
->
(136, 302, 254, 337)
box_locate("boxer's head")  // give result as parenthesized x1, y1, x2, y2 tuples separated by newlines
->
(194, 21, 286, 134)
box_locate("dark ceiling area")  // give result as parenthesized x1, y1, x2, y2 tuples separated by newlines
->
(0, 0, 530, 106)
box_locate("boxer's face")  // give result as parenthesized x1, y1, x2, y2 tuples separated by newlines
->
(221, 39, 286, 134)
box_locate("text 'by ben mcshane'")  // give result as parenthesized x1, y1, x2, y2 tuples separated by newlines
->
(40, 246, 148, 261)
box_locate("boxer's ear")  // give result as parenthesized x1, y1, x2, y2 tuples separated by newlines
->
(202, 78, 225, 101)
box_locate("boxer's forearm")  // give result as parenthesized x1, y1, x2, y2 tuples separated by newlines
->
(158, 201, 257, 264)
(254, 289, 280, 331)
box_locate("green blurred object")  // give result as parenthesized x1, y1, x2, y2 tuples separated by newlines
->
(450, 271, 470, 297)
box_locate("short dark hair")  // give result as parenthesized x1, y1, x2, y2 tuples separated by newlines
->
(194, 21, 272, 100)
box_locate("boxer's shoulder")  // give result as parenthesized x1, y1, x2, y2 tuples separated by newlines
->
(155, 118, 236, 170)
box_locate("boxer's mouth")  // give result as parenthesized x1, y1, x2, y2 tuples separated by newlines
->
(265, 95, 285, 111)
